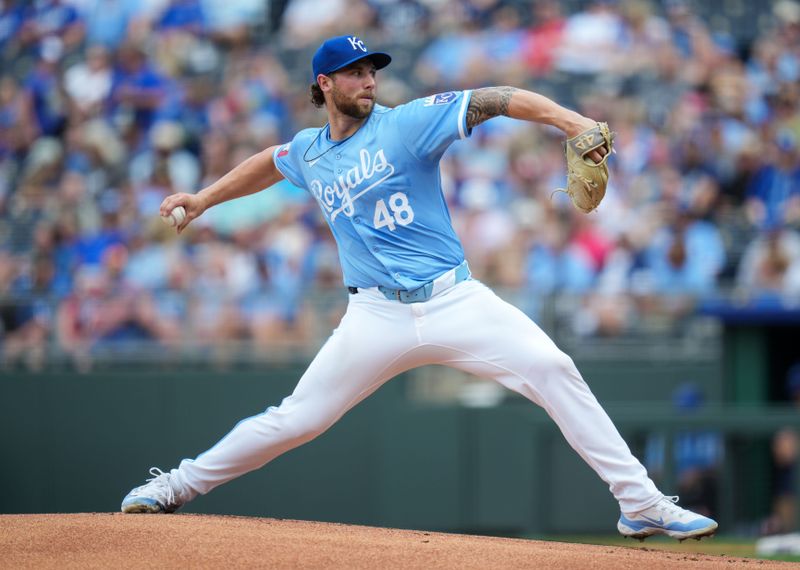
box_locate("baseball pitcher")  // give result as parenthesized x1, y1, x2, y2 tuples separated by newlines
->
(121, 35, 718, 541)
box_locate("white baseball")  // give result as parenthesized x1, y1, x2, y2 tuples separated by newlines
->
(161, 205, 186, 227)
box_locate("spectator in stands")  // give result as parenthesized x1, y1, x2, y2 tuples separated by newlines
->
(0, 0, 24, 67)
(662, 0, 717, 86)
(130, 120, 201, 194)
(413, 19, 485, 90)
(453, 177, 516, 281)
(368, 0, 431, 43)
(644, 204, 725, 295)
(671, 138, 721, 219)
(71, 189, 125, 268)
(185, 229, 248, 356)
(768, 426, 799, 535)
(150, 245, 192, 347)
(476, 5, 526, 85)
(5, 138, 62, 250)
(200, 0, 266, 48)
(0, 74, 38, 161)
(109, 42, 167, 145)
(18, 0, 84, 56)
(0, 252, 53, 371)
(246, 207, 314, 349)
(69, 119, 127, 191)
(525, 212, 596, 296)
(123, 222, 170, 291)
(156, 75, 214, 154)
(521, 0, 566, 77)
(198, 130, 232, 188)
(576, 231, 642, 337)
(24, 36, 67, 138)
(772, 0, 800, 90)
(746, 130, 800, 229)
(81, 0, 139, 49)
(736, 225, 800, 304)
(57, 170, 100, 245)
(91, 243, 161, 347)
(616, 0, 671, 78)
(554, 0, 625, 75)
(762, 362, 800, 535)
(55, 264, 96, 370)
(152, 0, 212, 78)
(157, 0, 204, 35)
(280, 0, 364, 49)
(64, 44, 114, 121)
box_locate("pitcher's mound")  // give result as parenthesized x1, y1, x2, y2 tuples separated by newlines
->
(0, 513, 786, 569)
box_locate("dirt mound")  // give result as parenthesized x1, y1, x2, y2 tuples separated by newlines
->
(0, 513, 790, 569)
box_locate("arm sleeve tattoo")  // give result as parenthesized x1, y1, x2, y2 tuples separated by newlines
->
(466, 86, 517, 129)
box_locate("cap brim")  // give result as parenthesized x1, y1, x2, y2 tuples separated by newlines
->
(367, 52, 391, 70)
(328, 51, 392, 75)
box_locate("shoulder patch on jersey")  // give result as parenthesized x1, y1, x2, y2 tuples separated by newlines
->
(277, 143, 290, 157)
(423, 92, 458, 106)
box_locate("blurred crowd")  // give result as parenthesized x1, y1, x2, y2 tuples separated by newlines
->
(2, 0, 800, 370)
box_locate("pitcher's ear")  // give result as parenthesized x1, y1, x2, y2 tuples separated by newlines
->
(317, 74, 333, 92)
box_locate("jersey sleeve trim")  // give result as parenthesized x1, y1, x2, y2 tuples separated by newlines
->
(272, 144, 305, 189)
(457, 89, 472, 140)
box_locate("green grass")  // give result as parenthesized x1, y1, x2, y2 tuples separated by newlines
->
(535, 535, 800, 562)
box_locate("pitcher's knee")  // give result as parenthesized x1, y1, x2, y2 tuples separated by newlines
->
(538, 351, 578, 377)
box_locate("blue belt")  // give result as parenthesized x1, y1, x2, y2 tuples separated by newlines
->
(348, 261, 471, 304)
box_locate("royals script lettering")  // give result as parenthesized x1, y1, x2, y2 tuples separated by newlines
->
(309, 149, 396, 221)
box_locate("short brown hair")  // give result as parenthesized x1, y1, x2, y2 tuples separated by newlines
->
(310, 82, 325, 108)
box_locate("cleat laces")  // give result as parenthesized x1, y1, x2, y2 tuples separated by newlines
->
(655, 495, 686, 519)
(130, 467, 176, 505)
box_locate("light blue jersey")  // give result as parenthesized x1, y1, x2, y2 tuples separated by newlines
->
(273, 90, 473, 290)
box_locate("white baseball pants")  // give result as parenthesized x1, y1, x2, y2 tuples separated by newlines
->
(172, 279, 662, 513)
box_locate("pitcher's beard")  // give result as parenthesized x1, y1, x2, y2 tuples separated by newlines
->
(332, 89, 374, 119)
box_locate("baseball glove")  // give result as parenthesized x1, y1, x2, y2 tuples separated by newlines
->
(562, 122, 613, 213)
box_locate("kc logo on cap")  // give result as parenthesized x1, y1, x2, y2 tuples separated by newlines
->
(312, 35, 392, 80)
(347, 36, 367, 52)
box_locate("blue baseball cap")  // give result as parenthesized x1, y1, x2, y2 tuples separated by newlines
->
(312, 35, 391, 82)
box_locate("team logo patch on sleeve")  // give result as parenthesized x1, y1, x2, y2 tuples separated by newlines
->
(277, 144, 290, 157)
(423, 92, 458, 106)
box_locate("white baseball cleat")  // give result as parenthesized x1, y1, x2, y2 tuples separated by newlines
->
(121, 468, 186, 514)
(617, 496, 718, 541)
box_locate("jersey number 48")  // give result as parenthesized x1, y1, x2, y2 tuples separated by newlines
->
(373, 192, 414, 231)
